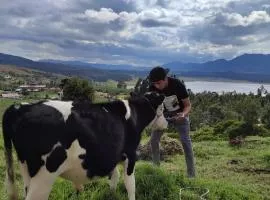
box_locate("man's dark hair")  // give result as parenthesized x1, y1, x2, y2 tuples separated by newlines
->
(149, 66, 169, 82)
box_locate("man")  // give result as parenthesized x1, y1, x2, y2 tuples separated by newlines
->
(148, 66, 195, 178)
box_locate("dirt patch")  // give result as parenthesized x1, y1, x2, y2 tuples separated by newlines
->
(227, 159, 243, 165)
(235, 167, 270, 174)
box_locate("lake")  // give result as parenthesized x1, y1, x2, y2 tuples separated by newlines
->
(185, 81, 270, 94)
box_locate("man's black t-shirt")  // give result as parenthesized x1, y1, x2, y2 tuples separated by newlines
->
(149, 77, 189, 114)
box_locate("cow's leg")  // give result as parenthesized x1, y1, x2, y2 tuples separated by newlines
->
(19, 161, 31, 197)
(123, 156, 136, 200)
(109, 166, 120, 190)
(25, 166, 58, 200)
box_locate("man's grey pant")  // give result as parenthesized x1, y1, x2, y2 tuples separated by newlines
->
(150, 117, 196, 177)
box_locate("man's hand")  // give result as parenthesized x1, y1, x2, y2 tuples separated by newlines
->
(173, 112, 185, 122)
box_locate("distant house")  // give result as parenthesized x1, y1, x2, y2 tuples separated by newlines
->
(18, 84, 46, 92)
(15, 88, 22, 93)
(4, 75, 12, 79)
(1, 92, 21, 99)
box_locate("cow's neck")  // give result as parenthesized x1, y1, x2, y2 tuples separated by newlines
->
(128, 101, 156, 134)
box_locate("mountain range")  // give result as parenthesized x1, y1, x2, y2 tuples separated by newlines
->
(0, 53, 133, 81)
(164, 54, 270, 73)
(1, 52, 270, 82)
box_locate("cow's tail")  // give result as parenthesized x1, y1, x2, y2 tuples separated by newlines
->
(2, 105, 18, 200)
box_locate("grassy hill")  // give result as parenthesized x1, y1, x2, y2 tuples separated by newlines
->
(0, 99, 269, 199)
(0, 64, 65, 91)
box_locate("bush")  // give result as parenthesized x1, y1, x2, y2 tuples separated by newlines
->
(214, 120, 239, 135)
(192, 126, 218, 141)
(224, 121, 250, 139)
(213, 120, 243, 139)
(261, 105, 270, 128)
(253, 125, 270, 137)
(61, 77, 94, 101)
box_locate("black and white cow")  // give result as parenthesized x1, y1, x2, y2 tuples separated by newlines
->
(2, 92, 167, 200)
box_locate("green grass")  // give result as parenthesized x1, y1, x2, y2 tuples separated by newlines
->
(0, 99, 270, 199)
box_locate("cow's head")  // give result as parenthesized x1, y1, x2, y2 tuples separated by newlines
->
(144, 92, 168, 131)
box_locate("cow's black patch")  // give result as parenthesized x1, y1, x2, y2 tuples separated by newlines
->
(78, 154, 86, 159)
(46, 146, 67, 172)
(25, 187, 28, 195)
(28, 157, 45, 177)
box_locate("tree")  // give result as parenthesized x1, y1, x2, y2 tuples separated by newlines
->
(202, 104, 225, 125)
(257, 85, 268, 97)
(234, 97, 260, 125)
(261, 105, 270, 128)
(60, 77, 94, 102)
(117, 81, 127, 89)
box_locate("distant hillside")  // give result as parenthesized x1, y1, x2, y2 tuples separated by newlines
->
(163, 54, 270, 82)
(40, 59, 148, 71)
(2, 52, 270, 82)
(0, 64, 65, 91)
(164, 54, 270, 73)
(40, 53, 270, 83)
(0, 53, 132, 81)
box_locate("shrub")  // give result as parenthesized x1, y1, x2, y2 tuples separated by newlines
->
(213, 120, 240, 136)
(261, 105, 270, 128)
(192, 125, 218, 141)
(253, 125, 270, 137)
(224, 121, 251, 139)
(61, 77, 94, 101)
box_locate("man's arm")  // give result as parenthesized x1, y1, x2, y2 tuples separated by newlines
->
(181, 97, 191, 117)
(174, 97, 191, 121)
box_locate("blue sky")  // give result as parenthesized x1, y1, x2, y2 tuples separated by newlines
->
(1, 0, 270, 67)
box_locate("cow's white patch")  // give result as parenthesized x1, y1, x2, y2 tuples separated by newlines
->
(19, 162, 31, 197)
(25, 140, 88, 199)
(60, 140, 89, 185)
(121, 100, 131, 120)
(41, 142, 62, 162)
(124, 159, 135, 200)
(43, 100, 73, 122)
(5, 172, 17, 200)
(148, 104, 168, 131)
(25, 166, 58, 200)
(14, 102, 30, 110)
(109, 167, 120, 190)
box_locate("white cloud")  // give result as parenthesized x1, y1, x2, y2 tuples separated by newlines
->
(85, 8, 120, 23)
(0, 0, 270, 65)
(221, 11, 270, 27)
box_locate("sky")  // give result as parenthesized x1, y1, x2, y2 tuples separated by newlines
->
(1, 0, 270, 67)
